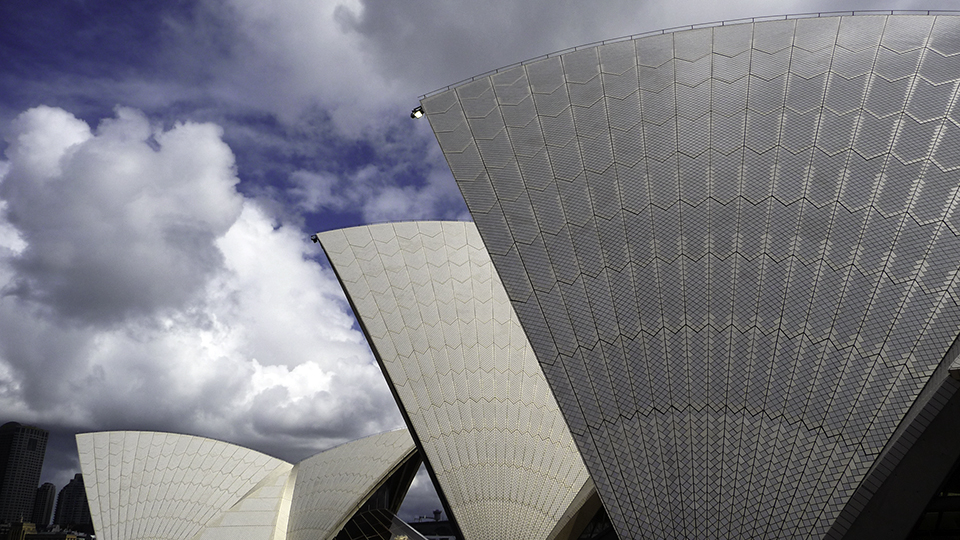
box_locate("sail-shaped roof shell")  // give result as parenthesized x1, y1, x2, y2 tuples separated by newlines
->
(319, 221, 591, 540)
(422, 14, 960, 539)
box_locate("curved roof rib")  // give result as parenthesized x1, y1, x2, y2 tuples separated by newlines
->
(318, 221, 592, 540)
(422, 14, 960, 539)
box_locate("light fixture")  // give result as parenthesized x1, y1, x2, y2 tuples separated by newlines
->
(410, 106, 424, 119)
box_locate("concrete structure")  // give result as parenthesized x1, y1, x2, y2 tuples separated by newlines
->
(0, 422, 48, 523)
(318, 222, 593, 540)
(285, 428, 420, 540)
(420, 13, 960, 540)
(32, 483, 55, 526)
(53, 475, 89, 528)
(77, 431, 291, 540)
(76, 430, 419, 540)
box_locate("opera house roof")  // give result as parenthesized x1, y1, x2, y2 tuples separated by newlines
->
(417, 12, 960, 540)
(74, 12, 960, 540)
(77, 430, 419, 540)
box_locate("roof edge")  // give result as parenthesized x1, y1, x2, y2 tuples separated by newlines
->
(418, 9, 960, 100)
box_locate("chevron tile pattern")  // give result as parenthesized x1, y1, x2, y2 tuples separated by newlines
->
(423, 14, 960, 539)
(77, 430, 417, 540)
(318, 221, 591, 540)
(76, 431, 292, 540)
(286, 429, 416, 540)
(192, 463, 295, 540)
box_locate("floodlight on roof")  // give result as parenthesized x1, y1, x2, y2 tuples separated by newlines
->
(410, 106, 424, 119)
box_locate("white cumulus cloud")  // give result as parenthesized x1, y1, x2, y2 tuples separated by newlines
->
(0, 106, 401, 459)
(2, 106, 243, 324)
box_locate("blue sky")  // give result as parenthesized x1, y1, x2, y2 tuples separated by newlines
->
(0, 0, 949, 522)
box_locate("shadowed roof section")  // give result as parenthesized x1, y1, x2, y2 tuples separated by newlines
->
(318, 221, 592, 540)
(286, 429, 417, 540)
(422, 13, 960, 539)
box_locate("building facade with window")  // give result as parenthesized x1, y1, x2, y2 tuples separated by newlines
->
(0, 422, 48, 523)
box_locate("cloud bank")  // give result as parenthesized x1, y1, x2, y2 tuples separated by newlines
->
(205, 0, 859, 127)
(0, 106, 401, 461)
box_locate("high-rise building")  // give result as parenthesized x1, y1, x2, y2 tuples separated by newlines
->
(0, 422, 48, 523)
(53, 474, 90, 528)
(32, 483, 56, 526)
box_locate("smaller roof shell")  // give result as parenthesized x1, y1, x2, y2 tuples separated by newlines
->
(76, 430, 418, 540)
(287, 429, 417, 540)
(318, 221, 592, 540)
(77, 431, 291, 540)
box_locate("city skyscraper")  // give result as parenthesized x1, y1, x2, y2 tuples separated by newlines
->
(53, 474, 90, 528)
(0, 422, 48, 523)
(32, 483, 56, 526)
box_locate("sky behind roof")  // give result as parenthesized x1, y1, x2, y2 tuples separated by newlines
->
(0, 0, 951, 522)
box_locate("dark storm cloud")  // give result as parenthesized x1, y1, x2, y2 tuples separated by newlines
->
(334, 0, 943, 97)
(335, 0, 643, 93)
